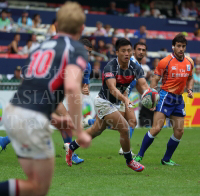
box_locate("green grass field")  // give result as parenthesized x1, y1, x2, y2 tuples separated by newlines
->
(0, 128, 200, 196)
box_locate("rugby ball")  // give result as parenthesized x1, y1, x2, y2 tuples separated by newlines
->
(141, 88, 160, 109)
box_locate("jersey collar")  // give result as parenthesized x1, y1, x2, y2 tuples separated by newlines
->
(116, 57, 130, 69)
(171, 53, 185, 62)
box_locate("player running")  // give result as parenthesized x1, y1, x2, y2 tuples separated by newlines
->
(134, 33, 194, 165)
(0, 2, 91, 196)
(82, 42, 148, 156)
(118, 42, 147, 155)
(66, 38, 150, 172)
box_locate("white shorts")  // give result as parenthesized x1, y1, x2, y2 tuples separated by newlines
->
(3, 104, 54, 159)
(94, 96, 133, 119)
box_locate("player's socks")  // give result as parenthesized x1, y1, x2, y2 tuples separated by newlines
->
(162, 134, 180, 162)
(123, 151, 133, 164)
(138, 131, 155, 157)
(0, 179, 19, 196)
(88, 119, 96, 125)
(63, 134, 72, 144)
(129, 127, 134, 139)
(69, 140, 80, 151)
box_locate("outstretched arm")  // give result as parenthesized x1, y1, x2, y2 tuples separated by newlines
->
(136, 78, 149, 95)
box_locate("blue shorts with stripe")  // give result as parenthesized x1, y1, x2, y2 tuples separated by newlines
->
(156, 90, 185, 117)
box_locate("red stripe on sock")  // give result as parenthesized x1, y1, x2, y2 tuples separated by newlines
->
(15, 180, 19, 196)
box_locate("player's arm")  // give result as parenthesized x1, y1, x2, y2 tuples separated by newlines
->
(106, 78, 128, 103)
(186, 57, 194, 98)
(150, 59, 166, 89)
(136, 78, 149, 94)
(82, 63, 91, 95)
(64, 48, 91, 147)
(135, 65, 149, 94)
(65, 65, 83, 134)
(54, 102, 68, 116)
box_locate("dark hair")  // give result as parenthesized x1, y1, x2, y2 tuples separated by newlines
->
(14, 34, 20, 38)
(115, 38, 132, 51)
(33, 14, 40, 20)
(1, 9, 6, 13)
(79, 38, 92, 48)
(172, 33, 187, 46)
(134, 42, 147, 50)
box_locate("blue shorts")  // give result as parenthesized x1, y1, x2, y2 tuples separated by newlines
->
(156, 90, 185, 117)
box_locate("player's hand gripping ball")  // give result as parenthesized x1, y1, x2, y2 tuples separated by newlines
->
(141, 88, 160, 109)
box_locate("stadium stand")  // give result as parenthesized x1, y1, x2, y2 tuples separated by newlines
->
(1, 0, 200, 93)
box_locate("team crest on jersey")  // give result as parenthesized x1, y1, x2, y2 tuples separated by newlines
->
(186, 65, 191, 71)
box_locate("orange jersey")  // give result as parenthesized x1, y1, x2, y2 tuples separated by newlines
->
(154, 54, 194, 95)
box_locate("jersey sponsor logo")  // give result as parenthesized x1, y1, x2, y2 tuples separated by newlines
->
(104, 72, 114, 78)
(186, 64, 191, 71)
(171, 73, 189, 78)
(172, 66, 176, 70)
(76, 56, 86, 70)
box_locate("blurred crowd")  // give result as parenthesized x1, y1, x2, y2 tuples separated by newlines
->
(0, 0, 200, 86)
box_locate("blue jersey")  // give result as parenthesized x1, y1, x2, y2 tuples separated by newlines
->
(82, 62, 91, 84)
(128, 56, 141, 94)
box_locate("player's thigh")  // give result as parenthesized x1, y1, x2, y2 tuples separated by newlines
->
(18, 158, 54, 192)
(124, 107, 137, 127)
(170, 115, 184, 136)
(150, 111, 166, 136)
(104, 110, 129, 133)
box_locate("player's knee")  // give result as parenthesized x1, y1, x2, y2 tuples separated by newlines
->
(31, 180, 50, 196)
(175, 129, 184, 136)
(129, 118, 137, 128)
(150, 126, 161, 136)
(119, 126, 129, 136)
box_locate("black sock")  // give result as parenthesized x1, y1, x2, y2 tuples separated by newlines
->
(123, 151, 133, 164)
(69, 140, 80, 151)
(0, 181, 9, 196)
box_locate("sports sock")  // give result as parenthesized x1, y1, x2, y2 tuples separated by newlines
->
(63, 134, 72, 144)
(0, 179, 19, 196)
(129, 127, 134, 139)
(88, 119, 96, 125)
(138, 131, 155, 157)
(162, 134, 180, 162)
(69, 140, 80, 151)
(123, 151, 133, 164)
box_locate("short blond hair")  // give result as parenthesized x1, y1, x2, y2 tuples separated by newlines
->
(57, 1, 85, 35)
